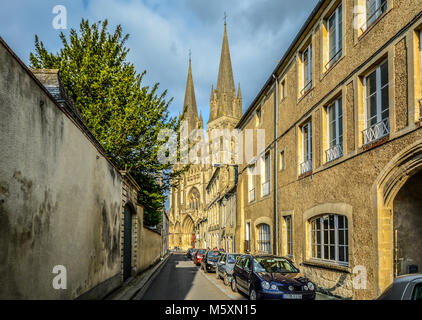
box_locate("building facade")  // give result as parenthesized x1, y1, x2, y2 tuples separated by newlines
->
(169, 23, 242, 250)
(235, 0, 422, 300)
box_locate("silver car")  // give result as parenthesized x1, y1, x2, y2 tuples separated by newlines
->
(377, 274, 422, 300)
(216, 253, 241, 286)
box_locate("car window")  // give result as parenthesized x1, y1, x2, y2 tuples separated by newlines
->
(244, 258, 251, 270)
(377, 284, 393, 300)
(413, 283, 422, 300)
(253, 257, 299, 273)
(227, 255, 238, 264)
(237, 257, 246, 268)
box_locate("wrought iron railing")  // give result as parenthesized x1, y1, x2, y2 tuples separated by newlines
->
(360, 0, 387, 32)
(325, 49, 342, 70)
(326, 144, 343, 162)
(363, 117, 390, 145)
(262, 181, 270, 196)
(300, 80, 312, 96)
(300, 159, 312, 175)
(249, 188, 255, 202)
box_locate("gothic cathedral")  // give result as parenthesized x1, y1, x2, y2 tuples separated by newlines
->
(169, 22, 242, 250)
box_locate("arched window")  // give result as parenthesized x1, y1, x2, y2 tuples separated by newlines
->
(310, 214, 348, 265)
(188, 188, 200, 210)
(257, 224, 271, 253)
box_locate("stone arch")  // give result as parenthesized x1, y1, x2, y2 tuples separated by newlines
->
(374, 139, 422, 294)
(188, 187, 201, 211)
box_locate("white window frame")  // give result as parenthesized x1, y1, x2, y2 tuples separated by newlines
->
(248, 165, 256, 202)
(364, 0, 387, 31)
(326, 4, 343, 69)
(310, 214, 349, 266)
(280, 150, 285, 171)
(257, 224, 271, 254)
(261, 152, 271, 196)
(285, 216, 293, 257)
(300, 121, 312, 174)
(326, 97, 343, 162)
(301, 43, 313, 95)
(363, 60, 389, 145)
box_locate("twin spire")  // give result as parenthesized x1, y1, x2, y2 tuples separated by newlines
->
(181, 20, 242, 129)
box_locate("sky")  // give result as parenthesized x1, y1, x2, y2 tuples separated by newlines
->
(0, 0, 318, 126)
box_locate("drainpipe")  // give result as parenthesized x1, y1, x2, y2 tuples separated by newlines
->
(272, 74, 279, 256)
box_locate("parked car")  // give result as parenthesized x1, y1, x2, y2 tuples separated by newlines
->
(186, 248, 196, 259)
(201, 250, 221, 273)
(231, 254, 316, 300)
(193, 249, 206, 266)
(377, 274, 422, 300)
(216, 253, 241, 286)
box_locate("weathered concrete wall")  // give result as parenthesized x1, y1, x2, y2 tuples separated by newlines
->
(138, 227, 162, 272)
(0, 41, 123, 299)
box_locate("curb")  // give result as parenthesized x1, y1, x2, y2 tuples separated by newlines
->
(108, 253, 171, 300)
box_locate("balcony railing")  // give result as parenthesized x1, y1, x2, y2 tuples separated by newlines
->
(300, 159, 312, 175)
(363, 118, 390, 145)
(262, 181, 270, 196)
(325, 144, 343, 163)
(300, 80, 312, 96)
(249, 188, 256, 202)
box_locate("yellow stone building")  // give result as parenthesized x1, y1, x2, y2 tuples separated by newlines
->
(235, 0, 422, 300)
(169, 22, 242, 250)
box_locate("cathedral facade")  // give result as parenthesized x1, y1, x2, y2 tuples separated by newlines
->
(169, 23, 242, 250)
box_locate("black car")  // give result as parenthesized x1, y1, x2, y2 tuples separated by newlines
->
(186, 248, 196, 259)
(231, 254, 316, 300)
(201, 250, 221, 273)
(377, 274, 422, 300)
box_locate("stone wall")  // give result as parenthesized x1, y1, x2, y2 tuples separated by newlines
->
(139, 227, 162, 272)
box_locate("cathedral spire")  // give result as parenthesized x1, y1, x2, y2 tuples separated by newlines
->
(183, 54, 199, 130)
(216, 21, 235, 95)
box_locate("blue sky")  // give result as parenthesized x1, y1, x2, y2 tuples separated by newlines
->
(0, 0, 317, 126)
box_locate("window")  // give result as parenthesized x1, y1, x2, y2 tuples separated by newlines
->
(366, 0, 387, 29)
(248, 165, 256, 202)
(413, 283, 422, 300)
(300, 121, 312, 174)
(281, 80, 286, 99)
(363, 60, 389, 145)
(284, 216, 293, 256)
(280, 150, 285, 170)
(310, 214, 348, 265)
(262, 152, 271, 196)
(326, 4, 342, 69)
(326, 97, 343, 162)
(256, 107, 262, 126)
(301, 44, 313, 95)
(230, 196, 234, 226)
(257, 224, 271, 253)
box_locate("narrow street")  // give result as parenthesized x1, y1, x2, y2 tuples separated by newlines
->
(140, 253, 246, 300)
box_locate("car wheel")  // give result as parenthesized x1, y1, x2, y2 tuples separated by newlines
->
(231, 277, 238, 293)
(223, 274, 229, 286)
(249, 288, 258, 300)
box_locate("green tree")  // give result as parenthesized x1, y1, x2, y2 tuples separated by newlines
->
(30, 19, 186, 226)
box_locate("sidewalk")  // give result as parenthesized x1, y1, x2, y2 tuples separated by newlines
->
(105, 253, 171, 300)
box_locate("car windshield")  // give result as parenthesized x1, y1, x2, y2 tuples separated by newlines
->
(227, 255, 240, 264)
(253, 257, 299, 273)
(197, 249, 206, 254)
(207, 251, 220, 260)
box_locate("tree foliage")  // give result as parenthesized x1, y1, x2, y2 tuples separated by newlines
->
(30, 19, 186, 226)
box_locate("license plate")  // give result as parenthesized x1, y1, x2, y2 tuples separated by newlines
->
(283, 294, 302, 299)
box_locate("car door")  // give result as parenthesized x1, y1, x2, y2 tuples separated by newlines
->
(243, 257, 252, 293)
(234, 257, 246, 291)
(237, 256, 250, 292)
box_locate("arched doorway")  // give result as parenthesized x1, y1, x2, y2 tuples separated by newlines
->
(375, 140, 422, 293)
(182, 215, 195, 249)
(123, 204, 134, 281)
(393, 170, 422, 276)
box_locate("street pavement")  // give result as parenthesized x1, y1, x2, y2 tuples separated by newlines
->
(139, 252, 337, 300)
(140, 252, 246, 300)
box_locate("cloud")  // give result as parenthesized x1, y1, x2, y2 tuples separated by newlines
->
(0, 0, 318, 125)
